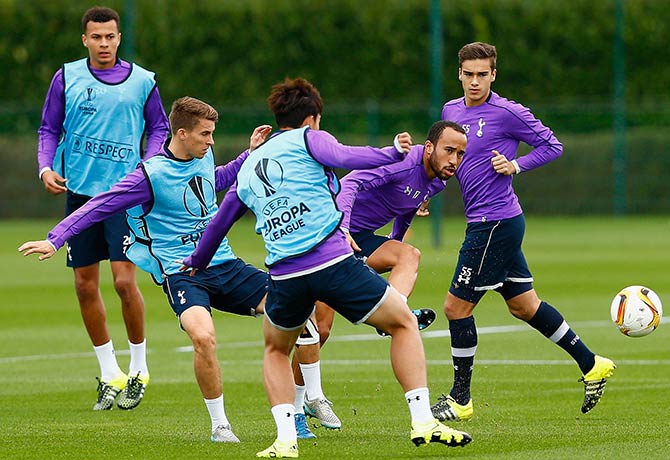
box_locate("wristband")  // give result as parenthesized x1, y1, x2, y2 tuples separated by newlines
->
(393, 135, 403, 153)
(39, 166, 52, 180)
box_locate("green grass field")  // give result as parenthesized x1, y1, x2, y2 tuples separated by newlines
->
(2, 216, 670, 459)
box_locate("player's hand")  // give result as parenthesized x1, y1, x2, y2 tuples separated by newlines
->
(342, 229, 361, 252)
(491, 150, 516, 175)
(393, 132, 413, 153)
(249, 125, 273, 151)
(177, 259, 199, 277)
(416, 199, 431, 217)
(18, 240, 57, 261)
(41, 170, 68, 195)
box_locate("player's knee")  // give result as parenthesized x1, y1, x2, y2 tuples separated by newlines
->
(443, 298, 471, 320)
(507, 301, 537, 321)
(398, 244, 421, 268)
(113, 274, 138, 299)
(74, 276, 98, 299)
(266, 341, 293, 357)
(190, 330, 217, 354)
(443, 299, 455, 317)
(380, 307, 417, 335)
(505, 291, 540, 321)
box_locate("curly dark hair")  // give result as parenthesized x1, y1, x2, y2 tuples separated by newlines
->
(267, 77, 323, 128)
(81, 6, 120, 33)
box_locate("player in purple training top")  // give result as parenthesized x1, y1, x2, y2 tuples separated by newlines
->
(36, 6, 169, 411)
(310, 120, 467, 342)
(430, 41, 615, 423)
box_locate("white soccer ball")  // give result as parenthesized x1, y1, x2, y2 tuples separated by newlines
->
(610, 285, 663, 337)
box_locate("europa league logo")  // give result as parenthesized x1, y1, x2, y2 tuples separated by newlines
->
(183, 176, 214, 218)
(250, 158, 284, 198)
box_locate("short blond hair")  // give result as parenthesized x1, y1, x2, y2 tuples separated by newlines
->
(169, 97, 219, 132)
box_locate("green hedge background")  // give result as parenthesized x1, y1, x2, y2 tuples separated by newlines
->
(1, 0, 668, 217)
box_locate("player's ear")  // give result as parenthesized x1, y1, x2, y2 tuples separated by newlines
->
(424, 140, 434, 155)
(491, 69, 496, 82)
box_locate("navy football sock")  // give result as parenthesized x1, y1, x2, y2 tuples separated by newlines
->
(448, 316, 477, 404)
(527, 301, 595, 374)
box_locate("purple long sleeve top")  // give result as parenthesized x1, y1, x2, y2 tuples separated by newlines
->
(442, 91, 562, 223)
(336, 144, 447, 241)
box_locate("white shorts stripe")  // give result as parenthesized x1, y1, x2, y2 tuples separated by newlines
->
(475, 282, 504, 291)
(165, 277, 175, 305)
(505, 276, 534, 283)
(356, 286, 390, 325)
(476, 221, 501, 275)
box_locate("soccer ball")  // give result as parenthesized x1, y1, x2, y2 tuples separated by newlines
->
(610, 285, 663, 337)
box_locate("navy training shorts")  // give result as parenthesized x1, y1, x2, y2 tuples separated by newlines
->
(350, 230, 390, 261)
(64, 191, 131, 268)
(163, 258, 268, 317)
(266, 255, 390, 330)
(449, 214, 533, 304)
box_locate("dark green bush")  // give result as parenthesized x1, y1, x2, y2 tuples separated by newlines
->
(1, 0, 667, 217)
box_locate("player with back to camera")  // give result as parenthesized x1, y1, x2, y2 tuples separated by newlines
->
(36, 6, 169, 410)
(21, 96, 334, 444)
(183, 77, 472, 458)
(430, 41, 615, 423)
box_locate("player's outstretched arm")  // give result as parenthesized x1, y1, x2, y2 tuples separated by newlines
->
(306, 130, 406, 170)
(18, 240, 57, 261)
